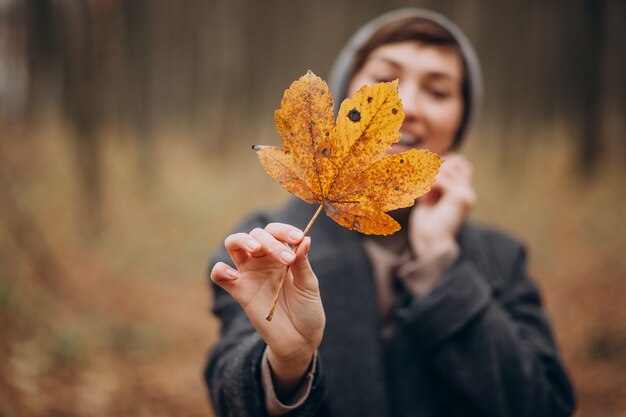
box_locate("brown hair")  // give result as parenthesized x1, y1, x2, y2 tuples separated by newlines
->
(348, 16, 469, 147)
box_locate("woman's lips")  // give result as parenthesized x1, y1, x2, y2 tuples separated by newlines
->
(388, 144, 413, 154)
(388, 133, 424, 154)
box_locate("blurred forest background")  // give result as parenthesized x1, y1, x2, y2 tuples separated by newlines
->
(0, 0, 625, 416)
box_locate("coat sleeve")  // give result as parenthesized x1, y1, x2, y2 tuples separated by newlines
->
(203, 213, 326, 417)
(395, 228, 576, 417)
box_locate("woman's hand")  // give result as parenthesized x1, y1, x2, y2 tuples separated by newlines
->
(409, 153, 476, 259)
(210, 223, 325, 396)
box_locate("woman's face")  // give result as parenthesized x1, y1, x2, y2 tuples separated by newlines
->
(347, 41, 464, 156)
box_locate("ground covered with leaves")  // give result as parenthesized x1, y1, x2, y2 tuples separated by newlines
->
(1, 122, 625, 417)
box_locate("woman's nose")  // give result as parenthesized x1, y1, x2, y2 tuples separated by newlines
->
(398, 84, 423, 120)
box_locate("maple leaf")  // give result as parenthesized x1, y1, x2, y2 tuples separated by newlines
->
(254, 71, 442, 236)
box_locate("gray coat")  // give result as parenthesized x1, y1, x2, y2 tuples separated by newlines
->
(204, 199, 575, 417)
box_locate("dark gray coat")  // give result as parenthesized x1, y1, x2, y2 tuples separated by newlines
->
(204, 199, 575, 417)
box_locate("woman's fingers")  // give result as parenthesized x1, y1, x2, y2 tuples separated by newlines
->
(249, 227, 297, 265)
(211, 262, 251, 307)
(436, 168, 476, 210)
(223, 223, 304, 271)
(224, 232, 261, 266)
(264, 223, 305, 245)
(420, 153, 476, 211)
(290, 237, 319, 294)
(440, 154, 473, 182)
(211, 261, 240, 284)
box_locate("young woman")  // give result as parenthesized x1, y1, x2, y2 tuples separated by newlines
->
(205, 9, 575, 417)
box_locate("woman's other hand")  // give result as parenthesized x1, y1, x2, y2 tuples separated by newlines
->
(409, 153, 476, 259)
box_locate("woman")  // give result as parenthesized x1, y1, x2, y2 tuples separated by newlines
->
(205, 9, 575, 417)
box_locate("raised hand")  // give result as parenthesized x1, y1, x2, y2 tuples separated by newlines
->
(210, 223, 325, 394)
(409, 153, 476, 259)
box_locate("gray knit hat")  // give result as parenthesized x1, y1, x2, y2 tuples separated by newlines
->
(328, 8, 482, 148)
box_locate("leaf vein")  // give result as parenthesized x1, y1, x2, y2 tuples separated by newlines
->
(326, 93, 392, 197)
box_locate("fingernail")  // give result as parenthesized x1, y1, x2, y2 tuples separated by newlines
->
(225, 268, 239, 280)
(288, 230, 304, 242)
(280, 250, 295, 264)
(246, 239, 260, 251)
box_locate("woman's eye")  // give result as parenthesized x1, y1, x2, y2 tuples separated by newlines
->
(370, 74, 396, 83)
(428, 88, 450, 99)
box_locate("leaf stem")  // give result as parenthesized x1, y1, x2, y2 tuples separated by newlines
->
(266, 203, 324, 321)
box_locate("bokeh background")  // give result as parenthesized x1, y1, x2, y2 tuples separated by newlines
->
(1, 0, 625, 416)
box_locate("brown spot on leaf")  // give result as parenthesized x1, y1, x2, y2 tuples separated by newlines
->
(325, 132, 330, 137)
(348, 109, 361, 122)
(392, 108, 398, 115)
(322, 148, 330, 156)
(394, 186, 400, 191)
(367, 97, 373, 103)
(400, 159, 404, 163)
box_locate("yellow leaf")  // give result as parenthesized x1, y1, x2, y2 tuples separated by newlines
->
(254, 71, 442, 235)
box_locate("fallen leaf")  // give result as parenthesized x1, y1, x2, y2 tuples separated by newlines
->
(254, 71, 442, 235)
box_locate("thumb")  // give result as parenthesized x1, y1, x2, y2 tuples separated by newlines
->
(290, 237, 319, 294)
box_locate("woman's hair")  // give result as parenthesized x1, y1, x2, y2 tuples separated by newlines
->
(348, 16, 470, 148)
